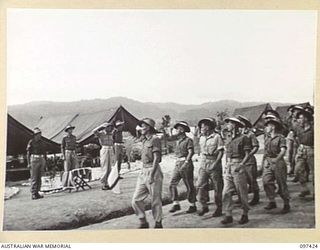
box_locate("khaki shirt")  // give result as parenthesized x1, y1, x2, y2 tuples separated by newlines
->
(264, 133, 287, 158)
(199, 133, 224, 157)
(175, 135, 194, 158)
(226, 134, 251, 159)
(61, 134, 77, 151)
(26, 139, 46, 155)
(141, 135, 161, 165)
(95, 131, 114, 146)
(297, 126, 314, 147)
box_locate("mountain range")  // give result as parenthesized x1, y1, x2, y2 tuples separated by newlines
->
(8, 97, 292, 128)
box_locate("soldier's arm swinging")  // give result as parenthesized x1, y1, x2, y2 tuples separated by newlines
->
(149, 151, 161, 184)
(209, 149, 223, 171)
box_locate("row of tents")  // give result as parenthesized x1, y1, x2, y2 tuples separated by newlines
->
(7, 102, 312, 156)
(7, 106, 140, 156)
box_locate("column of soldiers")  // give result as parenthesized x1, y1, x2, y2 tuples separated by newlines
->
(131, 104, 314, 228)
(26, 105, 314, 229)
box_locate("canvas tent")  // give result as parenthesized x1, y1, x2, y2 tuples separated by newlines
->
(7, 114, 60, 156)
(275, 102, 311, 121)
(233, 103, 273, 130)
(36, 105, 140, 145)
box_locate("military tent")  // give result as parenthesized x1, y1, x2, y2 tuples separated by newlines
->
(36, 106, 140, 145)
(233, 103, 273, 130)
(6, 114, 60, 156)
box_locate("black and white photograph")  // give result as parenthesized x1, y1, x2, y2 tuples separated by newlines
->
(3, 9, 316, 232)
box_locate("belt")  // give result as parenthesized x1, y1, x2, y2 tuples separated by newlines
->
(176, 157, 187, 161)
(31, 154, 45, 158)
(265, 156, 277, 159)
(65, 149, 76, 152)
(201, 154, 217, 160)
(227, 158, 242, 163)
(300, 144, 313, 149)
(114, 142, 124, 145)
(101, 145, 114, 148)
(143, 163, 154, 168)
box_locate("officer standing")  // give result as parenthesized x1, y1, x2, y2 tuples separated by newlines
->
(26, 128, 47, 200)
(294, 108, 314, 198)
(237, 115, 260, 206)
(61, 125, 78, 190)
(132, 118, 163, 229)
(197, 118, 224, 217)
(168, 121, 197, 213)
(93, 122, 115, 190)
(114, 120, 125, 176)
(221, 117, 251, 225)
(262, 118, 290, 214)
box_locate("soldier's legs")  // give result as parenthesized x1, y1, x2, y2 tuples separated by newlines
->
(169, 161, 182, 202)
(222, 174, 235, 216)
(30, 159, 41, 195)
(182, 162, 197, 204)
(61, 151, 73, 187)
(262, 161, 276, 202)
(147, 167, 163, 223)
(233, 168, 249, 215)
(132, 171, 149, 220)
(197, 167, 209, 208)
(274, 159, 290, 204)
(209, 168, 223, 210)
(306, 148, 314, 195)
(295, 158, 309, 193)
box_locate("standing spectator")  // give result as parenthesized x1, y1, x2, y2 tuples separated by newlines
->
(26, 128, 47, 200)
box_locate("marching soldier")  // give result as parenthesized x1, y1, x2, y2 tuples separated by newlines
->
(26, 128, 47, 200)
(93, 122, 115, 190)
(262, 118, 290, 214)
(221, 117, 251, 225)
(168, 121, 197, 213)
(132, 118, 163, 229)
(237, 115, 260, 206)
(294, 108, 314, 198)
(61, 125, 78, 190)
(197, 118, 224, 217)
(114, 120, 125, 176)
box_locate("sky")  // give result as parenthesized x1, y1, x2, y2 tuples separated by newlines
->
(7, 9, 317, 105)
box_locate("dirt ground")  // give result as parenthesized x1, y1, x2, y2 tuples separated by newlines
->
(78, 179, 315, 230)
(3, 154, 315, 230)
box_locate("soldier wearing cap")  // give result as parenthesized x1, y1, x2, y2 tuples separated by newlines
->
(167, 121, 197, 214)
(294, 108, 314, 198)
(197, 117, 224, 217)
(114, 120, 125, 175)
(263, 118, 290, 213)
(61, 125, 78, 190)
(26, 128, 47, 200)
(132, 118, 163, 229)
(237, 115, 260, 206)
(93, 122, 116, 190)
(221, 117, 251, 225)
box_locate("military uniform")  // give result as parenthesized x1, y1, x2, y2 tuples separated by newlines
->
(169, 134, 196, 207)
(197, 132, 224, 213)
(295, 125, 314, 196)
(243, 131, 260, 201)
(114, 128, 124, 173)
(61, 134, 78, 187)
(223, 134, 251, 217)
(262, 133, 290, 206)
(26, 138, 46, 196)
(95, 131, 115, 187)
(132, 134, 163, 223)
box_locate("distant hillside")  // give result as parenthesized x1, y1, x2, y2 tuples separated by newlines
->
(8, 97, 293, 128)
